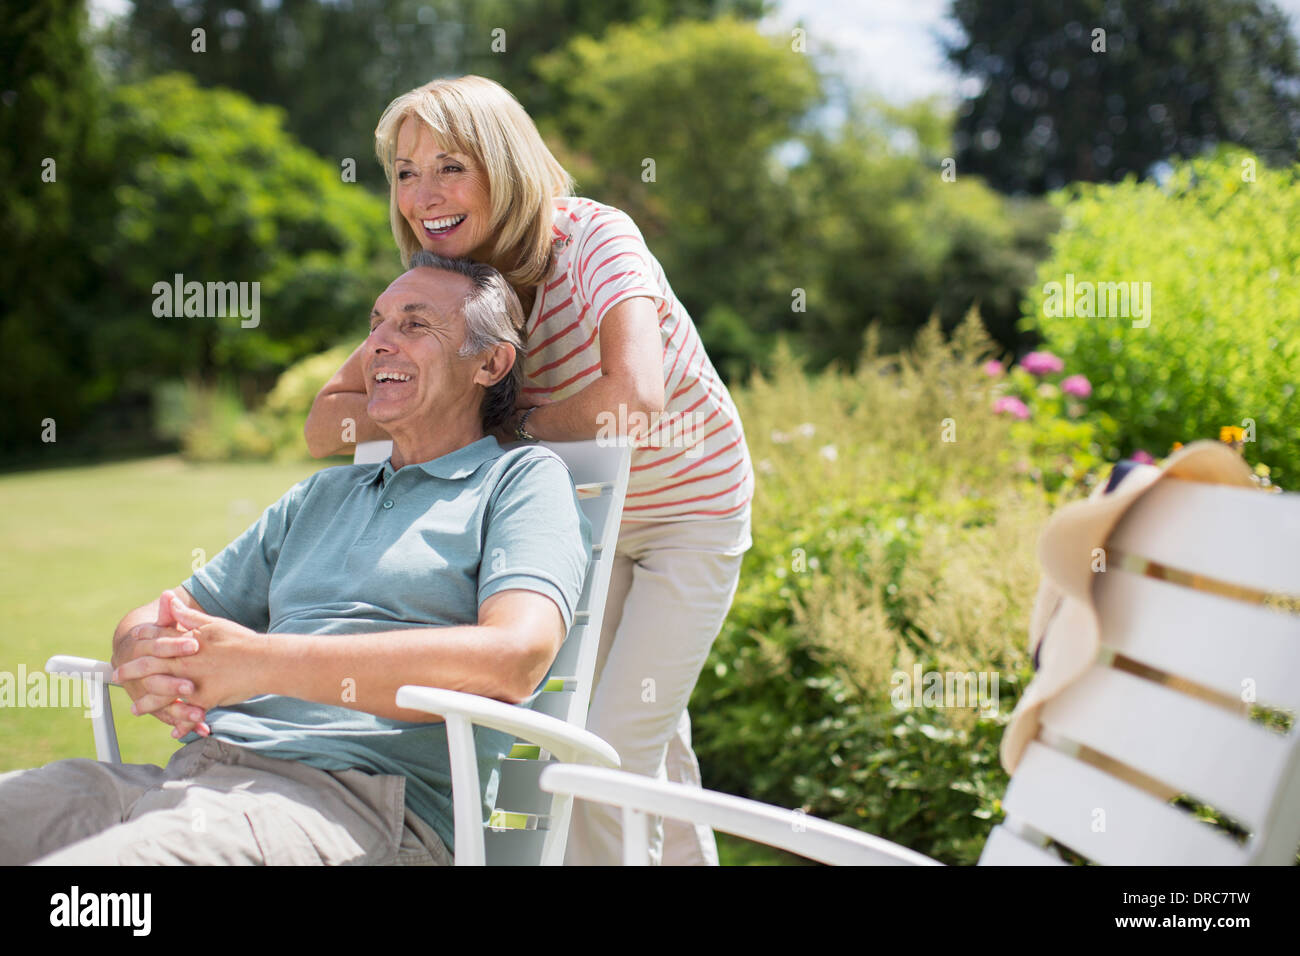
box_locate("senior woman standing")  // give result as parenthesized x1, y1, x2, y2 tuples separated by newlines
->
(305, 75, 753, 866)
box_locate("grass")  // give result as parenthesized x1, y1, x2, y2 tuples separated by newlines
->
(0, 455, 322, 771)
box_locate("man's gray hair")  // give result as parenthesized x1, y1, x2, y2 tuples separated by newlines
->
(407, 250, 526, 432)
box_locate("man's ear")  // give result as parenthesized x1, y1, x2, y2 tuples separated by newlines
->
(473, 341, 516, 388)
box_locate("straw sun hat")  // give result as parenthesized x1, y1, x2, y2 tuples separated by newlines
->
(1001, 439, 1260, 774)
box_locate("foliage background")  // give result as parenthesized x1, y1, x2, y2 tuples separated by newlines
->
(3, 0, 1298, 864)
(1023, 147, 1299, 482)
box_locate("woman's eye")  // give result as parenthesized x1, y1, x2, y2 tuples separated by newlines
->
(397, 168, 414, 180)
(442, 165, 463, 174)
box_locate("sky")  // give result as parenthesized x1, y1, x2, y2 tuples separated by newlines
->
(760, 0, 1300, 104)
(761, 0, 964, 104)
(91, 0, 1300, 107)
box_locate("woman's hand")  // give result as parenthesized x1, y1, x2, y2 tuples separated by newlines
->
(486, 297, 665, 444)
(493, 397, 543, 444)
(305, 339, 392, 457)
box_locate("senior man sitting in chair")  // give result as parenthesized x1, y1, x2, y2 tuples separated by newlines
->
(0, 252, 591, 866)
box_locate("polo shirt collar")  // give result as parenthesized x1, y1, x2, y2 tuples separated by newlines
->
(357, 436, 504, 487)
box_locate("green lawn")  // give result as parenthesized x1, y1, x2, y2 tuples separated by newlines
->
(0, 455, 323, 771)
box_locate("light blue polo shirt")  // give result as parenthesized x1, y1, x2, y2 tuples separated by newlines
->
(181, 436, 591, 854)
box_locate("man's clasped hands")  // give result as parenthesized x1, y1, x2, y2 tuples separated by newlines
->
(110, 589, 262, 740)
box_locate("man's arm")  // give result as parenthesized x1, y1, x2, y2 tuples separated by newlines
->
(267, 589, 565, 720)
(114, 588, 566, 724)
(304, 340, 391, 457)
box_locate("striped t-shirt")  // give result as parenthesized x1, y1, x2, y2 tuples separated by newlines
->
(521, 197, 753, 523)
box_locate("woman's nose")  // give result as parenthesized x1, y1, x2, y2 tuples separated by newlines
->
(414, 171, 444, 209)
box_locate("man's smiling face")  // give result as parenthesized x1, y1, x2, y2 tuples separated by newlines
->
(363, 267, 483, 433)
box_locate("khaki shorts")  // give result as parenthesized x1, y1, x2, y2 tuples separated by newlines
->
(0, 737, 451, 866)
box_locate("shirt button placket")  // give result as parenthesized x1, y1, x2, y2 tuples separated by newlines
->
(381, 469, 399, 511)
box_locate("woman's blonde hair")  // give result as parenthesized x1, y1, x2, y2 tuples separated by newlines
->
(375, 75, 575, 296)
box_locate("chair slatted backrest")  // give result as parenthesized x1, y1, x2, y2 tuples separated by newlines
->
(354, 438, 630, 865)
(981, 479, 1300, 865)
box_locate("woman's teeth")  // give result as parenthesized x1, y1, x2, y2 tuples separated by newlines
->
(422, 214, 466, 236)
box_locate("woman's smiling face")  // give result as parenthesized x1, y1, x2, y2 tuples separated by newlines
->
(394, 115, 493, 261)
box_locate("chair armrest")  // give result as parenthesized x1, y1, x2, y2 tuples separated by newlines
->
(396, 686, 619, 865)
(45, 655, 116, 682)
(539, 764, 942, 866)
(44, 655, 122, 764)
(395, 686, 619, 768)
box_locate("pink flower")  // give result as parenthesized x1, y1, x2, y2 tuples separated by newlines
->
(1020, 351, 1065, 376)
(1130, 449, 1155, 464)
(993, 396, 1031, 420)
(982, 360, 1004, 377)
(1061, 374, 1092, 398)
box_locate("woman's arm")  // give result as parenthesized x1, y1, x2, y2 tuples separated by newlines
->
(304, 340, 392, 457)
(510, 296, 665, 442)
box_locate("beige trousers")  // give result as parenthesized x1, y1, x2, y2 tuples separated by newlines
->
(564, 510, 751, 865)
(0, 736, 451, 865)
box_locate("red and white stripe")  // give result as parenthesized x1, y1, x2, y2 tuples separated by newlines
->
(522, 198, 753, 522)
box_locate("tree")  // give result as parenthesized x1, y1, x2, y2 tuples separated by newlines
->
(103, 0, 767, 190)
(537, 19, 1054, 376)
(784, 97, 1058, 365)
(92, 73, 392, 395)
(946, 0, 1300, 194)
(535, 16, 821, 378)
(0, 0, 115, 459)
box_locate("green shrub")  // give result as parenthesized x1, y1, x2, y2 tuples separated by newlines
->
(152, 379, 271, 462)
(692, 313, 1099, 864)
(1022, 147, 1300, 482)
(251, 343, 358, 462)
(158, 343, 357, 463)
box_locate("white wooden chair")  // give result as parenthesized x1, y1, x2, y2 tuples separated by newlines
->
(542, 479, 1300, 865)
(47, 437, 631, 866)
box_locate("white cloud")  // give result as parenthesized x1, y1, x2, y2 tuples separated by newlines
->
(766, 0, 1300, 105)
(763, 0, 964, 104)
